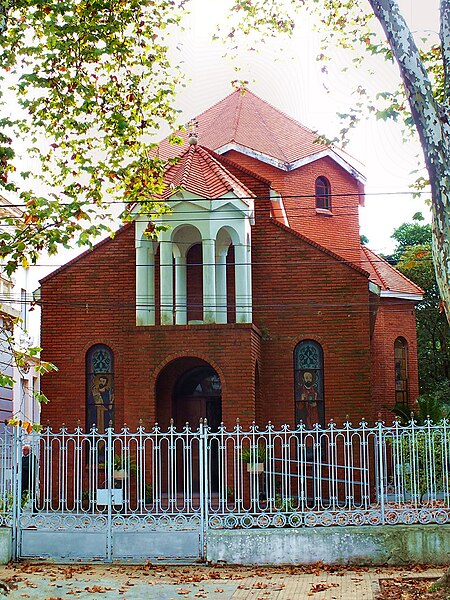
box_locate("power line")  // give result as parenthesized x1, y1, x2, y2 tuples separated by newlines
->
(0, 255, 433, 271)
(0, 296, 423, 312)
(0, 188, 432, 211)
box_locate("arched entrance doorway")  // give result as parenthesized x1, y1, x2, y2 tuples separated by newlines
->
(155, 359, 222, 493)
(173, 366, 222, 430)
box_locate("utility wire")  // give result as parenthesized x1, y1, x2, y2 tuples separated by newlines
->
(0, 188, 432, 211)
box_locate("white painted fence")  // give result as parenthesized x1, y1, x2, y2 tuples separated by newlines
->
(0, 419, 449, 561)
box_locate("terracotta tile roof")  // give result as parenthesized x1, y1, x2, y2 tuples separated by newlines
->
(160, 143, 254, 201)
(157, 89, 341, 166)
(361, 246, 423, 296)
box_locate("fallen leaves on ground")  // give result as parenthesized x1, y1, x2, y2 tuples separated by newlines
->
(308, 582, 339, 595)
(84, 585, 112, 593)
(377, 577, 447, 599)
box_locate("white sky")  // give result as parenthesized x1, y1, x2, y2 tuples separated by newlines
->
(164, 0, 438, 255)
(19, 0, 440, 291)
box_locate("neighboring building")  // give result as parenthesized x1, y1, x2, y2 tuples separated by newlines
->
(38, 89, 422, 431)
(0, 196, 40, 426)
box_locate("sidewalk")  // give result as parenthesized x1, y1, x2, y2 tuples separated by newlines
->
(0, 562, 445, 599)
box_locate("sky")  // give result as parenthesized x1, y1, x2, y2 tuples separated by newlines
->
(15, 0, 440, 292)
(160, 0, 438, 255)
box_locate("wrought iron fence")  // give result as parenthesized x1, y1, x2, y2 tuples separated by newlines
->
(0, 426, 14, 527)
(1, 419, 449, 536)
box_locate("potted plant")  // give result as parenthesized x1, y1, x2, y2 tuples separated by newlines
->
(241, 444, 266, 473)
(113, 454, 137, 481)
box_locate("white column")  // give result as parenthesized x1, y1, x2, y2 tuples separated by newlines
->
(136, 240, 155, 326)
(215, 250, 228, 324)
(245, 240, 252, 322)
(160, 240, 174, 325)
(175, 255, 187, 325)
(235, 243, 252, 323)
(202, 238, 216, 323)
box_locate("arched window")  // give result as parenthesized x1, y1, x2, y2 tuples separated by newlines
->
(86, 345, 114, 432)
(394, 337, 408, 405)
(315, 176, 331, 210)
(294, 340, 324, 428)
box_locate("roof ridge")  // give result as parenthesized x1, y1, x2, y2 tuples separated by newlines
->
(271, 218, 369, 277)
(161, 144, 255, 200)
(196, 146, 235, 194)
(197, 146, 255, 198)
(231, 90, 243, 142)
(362, 246, 389, 289)
(245, 93, 291, 164)
(179, 145, 196, 188)
(362, 245, 423, 294)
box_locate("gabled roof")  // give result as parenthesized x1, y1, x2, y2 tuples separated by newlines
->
(160, 143, 254, 201)
(361, 246, 423, 299)
(157, 89, 365, 182)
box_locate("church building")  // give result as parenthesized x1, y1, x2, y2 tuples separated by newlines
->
(38, 89, 422, 431)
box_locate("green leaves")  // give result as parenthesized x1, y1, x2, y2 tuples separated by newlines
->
(0, 0, 186, 273)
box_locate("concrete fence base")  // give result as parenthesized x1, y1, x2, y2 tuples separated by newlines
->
(0, 528, 12, 564)
(206, 525, 450, 566)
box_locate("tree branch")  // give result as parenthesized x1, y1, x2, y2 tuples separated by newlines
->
(367, 0, 444, 175)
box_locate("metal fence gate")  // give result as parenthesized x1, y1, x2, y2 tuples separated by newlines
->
(0, 419, 449, 562)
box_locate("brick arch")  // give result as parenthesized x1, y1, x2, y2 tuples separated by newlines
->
(151, 352, 226, 394)
(290, 334, 328, 355)
(153, 354, 225, 429)
(75, 340, 120, 368)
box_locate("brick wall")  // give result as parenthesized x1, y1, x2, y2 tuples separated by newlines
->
(223, 151, 363, 264)
(370, 299, 419, 423)
(40, 212, 372, 430)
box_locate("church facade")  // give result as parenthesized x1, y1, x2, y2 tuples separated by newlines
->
(39, 90, 422, 431)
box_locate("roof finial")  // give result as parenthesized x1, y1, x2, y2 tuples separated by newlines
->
(187, 119, 198, 146)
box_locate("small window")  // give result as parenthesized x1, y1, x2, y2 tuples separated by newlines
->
(315, 176, 331, 210)
(86, 345, 114, 432)
(294, 340, 325, 428)
(394, 337, 408, 405)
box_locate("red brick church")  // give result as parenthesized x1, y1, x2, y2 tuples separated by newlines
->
(39, 89, 422, 431)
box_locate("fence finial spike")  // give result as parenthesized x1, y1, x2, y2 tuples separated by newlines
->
(108, 420, 113, 428)
(236, 417, 240, 424)
(139, 418, 143, 425)
(377, 412, 382, 420)
(170, 418, 174, 425)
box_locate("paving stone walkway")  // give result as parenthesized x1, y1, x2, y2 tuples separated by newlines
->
(0, 563, 445, 599)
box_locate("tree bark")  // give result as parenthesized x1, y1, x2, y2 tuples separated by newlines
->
(368, 0, 450, 324)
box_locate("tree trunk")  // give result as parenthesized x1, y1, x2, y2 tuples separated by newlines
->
(368, 0, 450, 324)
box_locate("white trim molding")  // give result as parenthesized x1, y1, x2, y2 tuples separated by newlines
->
(215, 143, 366, 184)
(380, 290, 423, 302)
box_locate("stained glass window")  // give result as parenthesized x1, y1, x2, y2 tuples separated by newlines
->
(294, 340, 325, 428)
(315, 177, 331, 210)
(394, 337, 408, 406)
(86, 345, 114, 432)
